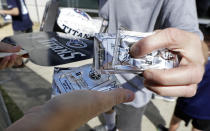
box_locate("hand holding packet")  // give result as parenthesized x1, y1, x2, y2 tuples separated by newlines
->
(94, 30, 179, 74)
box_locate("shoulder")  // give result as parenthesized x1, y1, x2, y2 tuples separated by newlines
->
(162, 0, 196, 12)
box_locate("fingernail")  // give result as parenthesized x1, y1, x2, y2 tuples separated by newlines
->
(125, 92, 134, 102)
(126, 94, 131, 101)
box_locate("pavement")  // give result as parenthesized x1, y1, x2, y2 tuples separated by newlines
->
(0, 91, 11, 131)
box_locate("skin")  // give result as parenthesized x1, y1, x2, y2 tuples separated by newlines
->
(168, 40, 210, 131)
(169, 115, 202, 131)
(169, 115, 182, 131)
(0, 42, 23, 69)
(130, 28, 208, 97)
(6, 89, 135, 131)
(0, 7, 19, 16)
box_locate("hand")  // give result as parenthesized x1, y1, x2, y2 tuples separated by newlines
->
(6, 89, 134, 131)
(0, 10, 5, 15)
(130, 28, 206, 97)
(0, 42, 23, 70)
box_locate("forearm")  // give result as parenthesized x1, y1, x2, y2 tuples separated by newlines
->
(5, 99, 96, 131)
(5, 106, 49, 131)
(0, 8, 19, 16)
(5, 104, 82, 131)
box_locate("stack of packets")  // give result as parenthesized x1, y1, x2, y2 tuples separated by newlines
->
(52, 64, 119, 97)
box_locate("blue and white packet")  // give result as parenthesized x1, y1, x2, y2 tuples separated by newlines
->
(51, 64, 119, 97)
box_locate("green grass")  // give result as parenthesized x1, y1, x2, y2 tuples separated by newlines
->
(0, 86, 23, 123)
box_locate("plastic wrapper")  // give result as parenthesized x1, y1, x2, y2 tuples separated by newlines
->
(51, 64, 119, 96)
(94, 30, 179, 74)
(57, 8, 103, 39)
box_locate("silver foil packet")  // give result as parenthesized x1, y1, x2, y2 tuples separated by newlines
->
(51, 64, 119, 96)
(94, 30, 179, 74)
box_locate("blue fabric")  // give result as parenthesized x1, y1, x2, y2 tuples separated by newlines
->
(7, 0, 33, 31)
(177, 60, 210, 120)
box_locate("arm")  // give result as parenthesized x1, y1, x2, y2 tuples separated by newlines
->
(0, 7, 19, 16)
(6, 89, 134, 131)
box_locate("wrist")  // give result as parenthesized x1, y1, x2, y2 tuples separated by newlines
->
(0, 10, 5, 15)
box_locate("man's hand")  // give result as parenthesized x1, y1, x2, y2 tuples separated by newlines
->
(6, 89, 134, 131)
(0, 42, 23, 70)
(130, 28, 206, 97)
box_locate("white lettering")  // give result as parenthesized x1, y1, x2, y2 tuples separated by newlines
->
(60, 52, 86, 60)
(39, 37, 86, 60)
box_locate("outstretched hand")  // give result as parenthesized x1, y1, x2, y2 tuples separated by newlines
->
(6, 88, 134, 131)
(130, 28, 207, 97)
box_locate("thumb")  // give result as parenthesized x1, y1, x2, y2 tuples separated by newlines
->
(96, 88, 135, 113)
(105, 88, 135, 105)
(0, 42, 21, 52)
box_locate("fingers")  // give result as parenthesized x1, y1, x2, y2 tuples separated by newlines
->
(102, 88, 135, 107)
(130, 28, 199, 58)
(7, 55, 16, 68)
(0, 56, 10, 70)
(14, 55, 23, 66)
(0, 54, 23, 70)
(144, 83, 197, 97)
(143, 64, 204, 86)
(129, 28, 205, 97)
(0, 42, 23, 70)
(0, 42, 21, 52)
